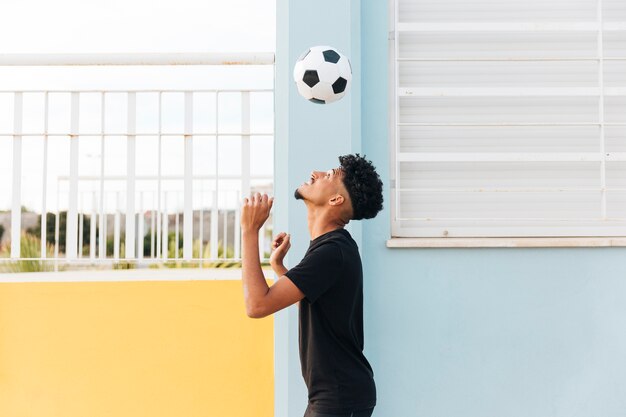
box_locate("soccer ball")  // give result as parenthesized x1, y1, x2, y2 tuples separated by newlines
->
(293, 45, 352, 104)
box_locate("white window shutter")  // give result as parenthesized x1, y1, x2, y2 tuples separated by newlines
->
(391, 0, 626, 237)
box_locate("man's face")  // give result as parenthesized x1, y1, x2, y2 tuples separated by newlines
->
(294, 167, 346, 204)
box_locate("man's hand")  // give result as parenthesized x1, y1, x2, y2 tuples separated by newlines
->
(269, 232, 291, 267)
(240, 193, 303, 319)
(241, 192, 274, 233)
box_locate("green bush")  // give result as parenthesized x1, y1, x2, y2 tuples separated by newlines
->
(26, 211, 94, 255)
(0, 232, 55, 273)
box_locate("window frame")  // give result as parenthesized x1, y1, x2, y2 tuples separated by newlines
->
(387, 0, 626, 247)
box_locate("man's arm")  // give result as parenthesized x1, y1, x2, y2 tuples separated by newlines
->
(243, 240, 305, 319)
(252, 273, 304, 318)
(271, 263, 288, 277)
(240, 193, 305, 318)
(241, 229, 270, 317)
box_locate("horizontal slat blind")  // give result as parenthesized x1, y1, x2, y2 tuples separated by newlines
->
(391, 0, 626, 237)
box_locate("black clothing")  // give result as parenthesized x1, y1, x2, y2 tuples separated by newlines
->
(303, 404, 375, 417)
(285, 228, 376, 414)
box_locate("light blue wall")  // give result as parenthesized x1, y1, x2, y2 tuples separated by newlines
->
(360, 1, 626, 417)
(277, 1, 626, 416)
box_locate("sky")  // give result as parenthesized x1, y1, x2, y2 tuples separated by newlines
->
(0, 0, 276, 214)
(0, 0, 275, 53)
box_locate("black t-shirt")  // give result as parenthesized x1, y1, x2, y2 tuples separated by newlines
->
(284, 227, 376, 414)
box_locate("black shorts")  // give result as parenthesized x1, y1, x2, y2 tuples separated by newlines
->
(303, 405, 375, 417)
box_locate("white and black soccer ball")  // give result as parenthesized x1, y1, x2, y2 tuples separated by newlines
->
(293, 45, 352, 104)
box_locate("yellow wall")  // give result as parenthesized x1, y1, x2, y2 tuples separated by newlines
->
(0, 280, 274, 417)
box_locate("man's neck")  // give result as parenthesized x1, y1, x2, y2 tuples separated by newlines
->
(307, 210, 346, 241)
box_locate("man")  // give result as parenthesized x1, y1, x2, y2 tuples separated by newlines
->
(240, 153, 384, 417)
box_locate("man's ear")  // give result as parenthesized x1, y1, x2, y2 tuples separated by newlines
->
(329, 194, 345, 206)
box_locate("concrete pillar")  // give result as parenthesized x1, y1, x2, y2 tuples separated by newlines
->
(275, 1, 362, 416)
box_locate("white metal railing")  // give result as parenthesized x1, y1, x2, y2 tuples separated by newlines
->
(0, 52, 274, 66)
(0, 53, 275, 269)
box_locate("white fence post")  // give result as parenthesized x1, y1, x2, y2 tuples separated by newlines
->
(98, 93, 106, 260)
(78, 193, 84, 258)
(241, 92, 251, 262)
(40, 92, 49, 258)
(137, 191, 144, 260)
(10, 92, 22, 259)
(234, 190, 241, 260)
(211, 190, 218, 260)
(183, 91, 194, 260)
(223, 207, 228, 259)
(150, 206, 156, 259)
(162, 191, 169, 260)
(66, 92, 79, 260)
(114, 192, 120, 260)
(90, 192, 97, 260)
(175, 196, 180, 260)
(259, 224, 265, 262)
(199, 204, 204, 262)
(125, 92, 136, 259)
(156, 93, 163, 259)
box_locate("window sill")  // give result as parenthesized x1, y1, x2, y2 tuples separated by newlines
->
(386, 237, 626, 248)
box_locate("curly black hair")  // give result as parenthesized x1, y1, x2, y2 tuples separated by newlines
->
(338, 153, 384, 220)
